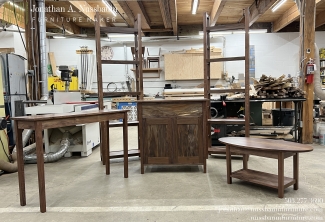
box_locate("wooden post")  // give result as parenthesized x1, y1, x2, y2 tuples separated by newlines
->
(244, 7, 250, 138)
(301, 0, 315, 144)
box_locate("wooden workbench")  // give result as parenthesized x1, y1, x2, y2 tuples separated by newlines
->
(12, 110, 128, 213)
(219, 137, 313, 198)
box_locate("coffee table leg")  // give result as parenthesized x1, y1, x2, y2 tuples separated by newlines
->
(294, 153, 299, 190)
(243, 154, 248, 170)
(278, 152, 284, 198)
(35, 124, 46, 212)
(226, 145, 232, 184)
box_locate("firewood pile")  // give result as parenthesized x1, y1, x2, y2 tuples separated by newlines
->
(251, 74, 305, 99)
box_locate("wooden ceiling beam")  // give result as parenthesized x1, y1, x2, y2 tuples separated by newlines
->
(273, 0, 325, 32)
(316, 9, 325, 28)
(0, 6, 25, 29)
(124, 1, 150, 29)
(137, 1, 151, 27)
(68, 1, 107, 27)
(46, 12, 80, 34)
(169, 0, 177, 35)
(158, 0, 172, 29)
(210, 0, 227, 26)
(142, 28, 173, 32)
(117, 1, 134, 26)
(249, 0, 277, 26)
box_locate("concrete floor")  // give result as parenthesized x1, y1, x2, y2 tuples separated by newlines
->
(1, 127, 325, 222)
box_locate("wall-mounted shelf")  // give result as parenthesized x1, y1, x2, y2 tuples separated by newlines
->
(131, 68, 162, 78)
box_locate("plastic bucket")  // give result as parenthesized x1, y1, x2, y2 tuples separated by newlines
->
(272, 109, 295, 126)
(319, 126, 325, 145)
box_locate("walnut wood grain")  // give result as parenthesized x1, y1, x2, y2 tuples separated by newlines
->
(231, 169, 295, 189)
(219, 137, 313, 153)
(140, 100, 206, 172)
(221, 137, 312, 198)
(13, 110, 129, 213)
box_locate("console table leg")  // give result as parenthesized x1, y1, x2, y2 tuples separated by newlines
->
(15, 126, 26, 207)
(105, 121, 110, 175)
(35, 124, 46, 212)
(123, 112, 128, 178)
(294, 153, 299, 190)
(226, 145, 232, 184)
(278, 152, 284, 198)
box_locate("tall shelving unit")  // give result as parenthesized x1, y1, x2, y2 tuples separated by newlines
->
(95, 13, 143, 176)
(203, 8, 250, 155)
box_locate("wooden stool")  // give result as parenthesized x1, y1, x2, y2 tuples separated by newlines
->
(147, 48, 160, 68)
(131, 46, 146, 68)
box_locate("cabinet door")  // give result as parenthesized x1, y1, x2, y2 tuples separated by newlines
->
(175, 117, 203, 164)
(143, 118, 173, 164)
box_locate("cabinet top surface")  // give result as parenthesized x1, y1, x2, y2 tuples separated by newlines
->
(219, 137, 313, 152)
(137, 99, 208, 103)
(12, 110, 127, 121)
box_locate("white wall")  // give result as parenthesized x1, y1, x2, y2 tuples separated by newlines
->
(48, 31, 325, 96)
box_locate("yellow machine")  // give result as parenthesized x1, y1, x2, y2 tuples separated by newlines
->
(48, 76, 79, 91)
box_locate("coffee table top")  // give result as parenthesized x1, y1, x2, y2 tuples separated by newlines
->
(219, 137, 313, 153)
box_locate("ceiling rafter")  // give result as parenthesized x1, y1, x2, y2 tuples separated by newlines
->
(316, 9, 325, 28)
(137, 0, 151, 27)
(169, 0, 177, 35)
(117, 1, 135, 27)
(158, 0, 172, 29)
(273, 0, 325, 32)
(46, 12, 80, 34)
(249, 0, 277, 26)
(124, 1, 150, 29)
(210, 0, 227, 26)
(0, 6, 25, 29)
(68, 1, 108, 27)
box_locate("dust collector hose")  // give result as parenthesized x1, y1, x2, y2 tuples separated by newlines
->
(314, 43, 325, 99)
(24, 132, 71, 164)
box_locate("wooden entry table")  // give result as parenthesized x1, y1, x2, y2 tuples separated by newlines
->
(12, 110, 128, 213)
(218, 137, 313, 198)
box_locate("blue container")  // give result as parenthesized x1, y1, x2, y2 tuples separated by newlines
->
(117, 102, 137, 122)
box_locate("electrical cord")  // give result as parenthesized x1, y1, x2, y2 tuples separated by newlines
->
(107, 82, 117, 92)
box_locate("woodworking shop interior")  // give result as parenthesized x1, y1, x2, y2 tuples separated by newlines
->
(1, 0, 325, 220)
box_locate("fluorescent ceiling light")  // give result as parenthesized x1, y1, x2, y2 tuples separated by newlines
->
(52, 36, 66, 39)
(192, 0, 199, 15)
(234, 29, 268, 34)
(102, 0, 117, 17)
(107, 33, 134, 38)
(272, 0, 287, 12)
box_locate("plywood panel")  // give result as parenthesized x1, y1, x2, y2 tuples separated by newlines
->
(165, 53, 222, 80)
(165, 53, 192, 80)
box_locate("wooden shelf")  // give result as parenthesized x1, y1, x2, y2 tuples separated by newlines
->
(210, 88, 245, 93)
(131, 68, 162, 78)
(109, 121, 139, 128)
(231, 169, 295, 189)
(109, 149, 140, 159)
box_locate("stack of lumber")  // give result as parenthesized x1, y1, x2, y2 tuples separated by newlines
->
(163, 88, 204, 98)
(251, 74, 305, 99)
(232, 126, 294, 140)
